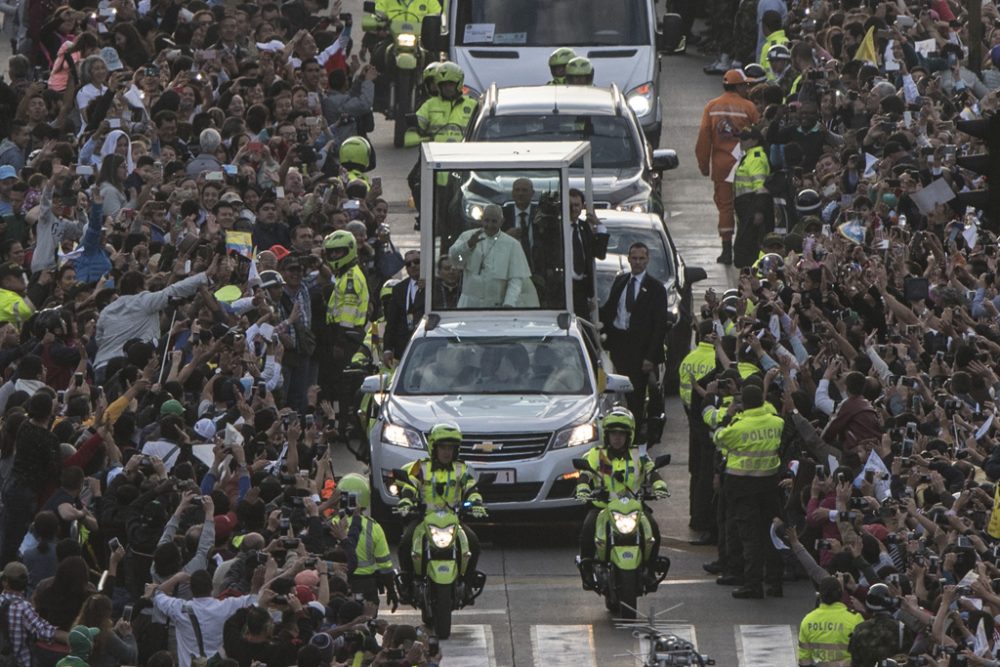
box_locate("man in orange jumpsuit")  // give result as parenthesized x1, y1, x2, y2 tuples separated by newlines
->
(695, 69, 760, 265)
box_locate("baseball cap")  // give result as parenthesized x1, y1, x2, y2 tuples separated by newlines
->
(160, 399, 185, 416)
(259, 270, 285, 289)
(214, 512, 236, 540)
(99, 46, 124, 72)
(723, 69, 748, 85)
(269, 244, 291, 262)
(0, 166, 16, 180)
(1, 562, 28, 583)
(220, 191, 244, 205)
(68, 625, 100, 657)
(194, 417, 217, 440)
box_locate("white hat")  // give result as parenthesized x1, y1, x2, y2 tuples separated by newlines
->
(100, 47, 124, 72)
(194, 418, 217, 441)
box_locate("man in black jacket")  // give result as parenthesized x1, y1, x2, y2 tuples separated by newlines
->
(599, 242, 669, 425)
(383, 249, 423, 366)
(569, 188, 607, 320)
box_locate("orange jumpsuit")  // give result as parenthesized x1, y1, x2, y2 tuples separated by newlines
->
(695, 91, 760, 241)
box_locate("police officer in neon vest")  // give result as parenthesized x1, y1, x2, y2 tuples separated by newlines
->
(322, 230, 370, 427)
(395, 423, 487, 601)
(547, 48, 577, 84)
(712, 383, 785, 599)
(732, 127, 772, 269)
(798, 576, 862, 667)
(576, 408, 669, 586)
(337, 473, 399, 611)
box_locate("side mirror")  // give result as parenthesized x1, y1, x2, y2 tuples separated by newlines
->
(362, 0, 376, 12)
(421, 15, 444, 51)
(604, 373, 634, 394)
(360, 373, 390, 393)
(652, 149, 679, 172)
(684, 266, 708, 285)
(572, 458, 589, 471)
(654, 454, 672, 469)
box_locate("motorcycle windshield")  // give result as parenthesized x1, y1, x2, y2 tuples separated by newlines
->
(454, 0, 649, 46)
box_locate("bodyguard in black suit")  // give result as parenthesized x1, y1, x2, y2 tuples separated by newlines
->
(569, 188, 608, 321)
(501, 178, 539, 268)
(599, 242, 669, 425)
(383, 250, 425, 365)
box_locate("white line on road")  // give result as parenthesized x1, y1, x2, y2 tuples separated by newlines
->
(735, 624, 797, 667)
(384, 607, 510, 618)
(531, 624, 596, 667)
(438, 624, 497, 667)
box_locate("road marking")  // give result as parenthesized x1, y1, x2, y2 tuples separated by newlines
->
(531, 624, 596, 667)
(637, 623, 697, 663)
(735, 624, 797, 667)
(385, 607, 510, 618)
(439, 624, 496, 667)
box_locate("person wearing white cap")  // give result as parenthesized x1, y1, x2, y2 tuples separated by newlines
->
(193, 418, 217, 441)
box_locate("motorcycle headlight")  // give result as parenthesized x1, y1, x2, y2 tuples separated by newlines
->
(552, 421, 598, 449)
(626, 82, 655, 118)
(396, 33, 417, 48)
(429, 525, 456, 548)
(613, 511, 639, 535)
(381, 423, 425, 449)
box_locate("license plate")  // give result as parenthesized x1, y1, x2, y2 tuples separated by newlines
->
(493, 469, 516, 484)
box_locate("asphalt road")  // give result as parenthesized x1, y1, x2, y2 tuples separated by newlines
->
(334, 9, 814, 665)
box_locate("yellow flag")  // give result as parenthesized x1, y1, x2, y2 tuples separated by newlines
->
(988, 483, 1000, 539)
(853, 26, 879, 65)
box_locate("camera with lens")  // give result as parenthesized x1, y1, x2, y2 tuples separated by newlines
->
(849, 497, 868, 510)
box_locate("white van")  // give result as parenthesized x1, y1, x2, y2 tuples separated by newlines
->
(421, 0, 671, 146)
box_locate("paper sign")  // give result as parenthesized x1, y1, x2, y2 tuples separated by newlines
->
(492, 32, 526, 45)
(963, 224, 978, 250)
(864, 153, 878, 178)
(770, 522, 790, 551)
(828, 455, 840, 476)
(463, 23, 495, 43)
(914, 38, 937, 57)
(858, 449, 892, 501)
(224, 423, 244, 447)
(191, 444, 216, 468)
(910, 178, 956, 215)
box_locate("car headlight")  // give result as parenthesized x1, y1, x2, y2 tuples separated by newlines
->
(396, 32, 416, 48)
(552, 421, 597, 449)
(382, 423, 425, 449)
(615, 202, 647, 213)
(626, 82, 655, 118)
(613, 510, 639, 535)
(429, 525, 456, 548)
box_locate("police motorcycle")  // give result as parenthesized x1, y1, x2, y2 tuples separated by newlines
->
(362, 1, 431, 147)
(574, 411, 672, 619)
(390, 467, 492, 639)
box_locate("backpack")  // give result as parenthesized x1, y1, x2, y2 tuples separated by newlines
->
(0, 597, 17, 667)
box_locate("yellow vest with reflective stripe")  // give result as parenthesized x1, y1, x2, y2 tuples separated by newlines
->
(733, 146, 770, 198)
(404, 95, 478, 147)
(678, 341, 717, 408)
(0, 289, 33, 329)
(350, 514, 394, 576)
(714, 405, 783, 476)
(760, 29, 789, 77)
(326, 265, 369, 329)
(798, 602, 862, 666)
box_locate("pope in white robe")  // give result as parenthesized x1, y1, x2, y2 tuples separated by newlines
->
(449, 204, 539, 308)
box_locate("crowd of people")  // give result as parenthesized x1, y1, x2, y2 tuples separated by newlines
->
(684, 0, 1000, 663)
(0, 0, 475, 664)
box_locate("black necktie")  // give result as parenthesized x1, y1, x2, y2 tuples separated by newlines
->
(572, 223, 585, 273)
(625, 276, 637, 313)
(519, 211, 528, 237)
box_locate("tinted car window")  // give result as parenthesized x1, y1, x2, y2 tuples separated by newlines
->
(475, 115, 640, 170)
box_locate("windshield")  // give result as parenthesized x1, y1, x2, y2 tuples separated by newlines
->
(595, 226, 674, 303)
(397, 337, 592, 395)
(475, 115, 639, 170)
(455, 0, 649, 46)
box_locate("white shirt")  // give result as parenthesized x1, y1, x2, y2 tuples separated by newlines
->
(614, 271, 645, 330)
(153, 591, 257, 667)
(406, 279, 418, 312)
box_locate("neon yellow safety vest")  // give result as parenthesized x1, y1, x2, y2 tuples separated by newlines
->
(350, 515, 394, 576)
(789, 73, 803, 99)
(404, 95, 478, 147)
(576, 447, 653, 499)
(798, 601, 862, 666)
(702, 394, 733, 431)
(373, 0, 442, 22)
(678, 341, 717, 408)
(714, 405, 784, 477)
(345, 169, 370, 188)
(733, 145, 770, 198)
(326, 265, 369, 329)
(0, 288, 33, 329)
(399, 459, 483, 510)
(351, 318, 386, 366)
(760, 29, 789, 77)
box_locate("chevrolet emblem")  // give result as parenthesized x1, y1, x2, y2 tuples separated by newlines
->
(472, 441, 502, 453)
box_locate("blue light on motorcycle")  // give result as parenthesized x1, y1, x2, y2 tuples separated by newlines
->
(612, 511, 639, 535)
